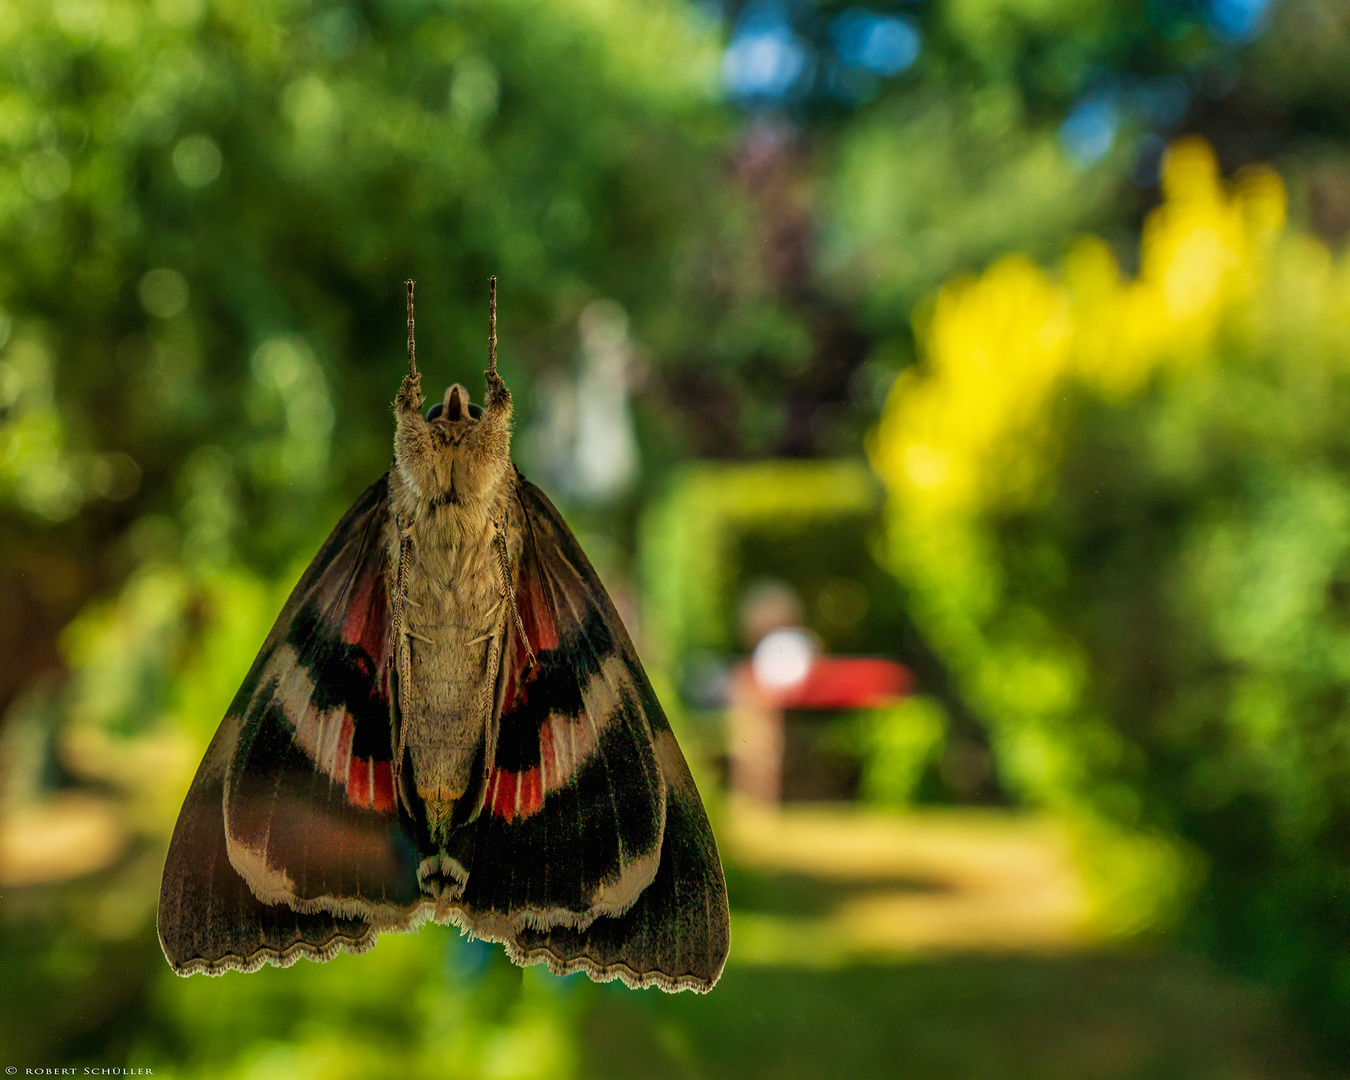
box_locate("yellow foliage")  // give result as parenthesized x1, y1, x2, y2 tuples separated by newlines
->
(869, 137, 1301, 933)
(873, 138, 1288, 524)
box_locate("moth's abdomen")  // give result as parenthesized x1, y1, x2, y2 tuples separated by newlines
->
(399, 631, 493, 836)
(396, 512, 514, 843)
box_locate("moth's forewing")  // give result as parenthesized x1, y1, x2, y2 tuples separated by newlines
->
(443, 476, 668, 939)
(219, 487, 427, 924)
(487, 479, 729, 989)
(221, 474, 431, 924)
(157, 708, 378, 975)
(159, 475, 425, 973)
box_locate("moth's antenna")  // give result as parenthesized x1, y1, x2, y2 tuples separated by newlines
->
(488, 276, 497, 378)
(405, 279, 417, 377)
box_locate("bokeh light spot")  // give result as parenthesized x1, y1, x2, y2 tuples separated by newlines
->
(172, 134, 222, 188)
(753, 627, 817, 689)
(138, 269, 189, 319)
(153, 0, 203, 27)
(1060, 98, 1118, 166)
(722, 4, 811, 101)
(21, 149, 71, 201)
(450, 56, 500, 127)
(1208, 0, 1275, 42)
(831, 10, 921, 77)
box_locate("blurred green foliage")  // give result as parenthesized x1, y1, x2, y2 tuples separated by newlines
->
(820, 87, 1121, 322)
(10, 0, 1350, 1072)
(0, 0, 731, 545)
(855, 696, 947, 806)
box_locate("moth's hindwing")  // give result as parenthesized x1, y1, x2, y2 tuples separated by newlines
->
(509, 717, 731, 992)
(451, 478, 729, 989)
(158, 475, 423, 975)
(156, 709, 378, 975)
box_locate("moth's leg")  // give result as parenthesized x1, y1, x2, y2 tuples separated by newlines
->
(391, 515, 416, 802)
(468, 365, 513, 482)
(393, 374, 438, 493)
(494, 515, 533, 668)
(482, 365, 512, 427)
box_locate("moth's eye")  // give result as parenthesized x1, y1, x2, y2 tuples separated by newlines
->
(426, 403, 443, 422)
(468, 403, 483, 419)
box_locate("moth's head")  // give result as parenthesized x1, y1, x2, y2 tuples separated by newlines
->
(425, 383, 483, 428)
(401, 378, 512, 512)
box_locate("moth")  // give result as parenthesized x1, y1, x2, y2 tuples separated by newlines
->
(157, 280, 729, 992)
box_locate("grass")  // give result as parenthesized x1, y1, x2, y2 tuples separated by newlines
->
(582, 954, 1330, 1080)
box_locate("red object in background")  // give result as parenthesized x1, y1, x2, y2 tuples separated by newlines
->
(727, 653, 914, 802)
(758, 656, 912, 710)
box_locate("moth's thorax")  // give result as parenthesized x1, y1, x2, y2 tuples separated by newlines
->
(390, 472, 519, 613)
(392, 419, 514, 526)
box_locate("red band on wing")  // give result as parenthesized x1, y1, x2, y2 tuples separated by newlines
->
(482, 550, 614, 822)
(484, 561, 559, 822)
(518, 571, 559, 653)
(488, 766, 545, 822)
(329, 559, 396, 816)
(485, 712, 599, 822)
(372, 760, 395, 814)
(342, 567, 390, 659)
(340, 756, 396, 814)
(518, 768, 542, 817)
(347, 755, 371, 807)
